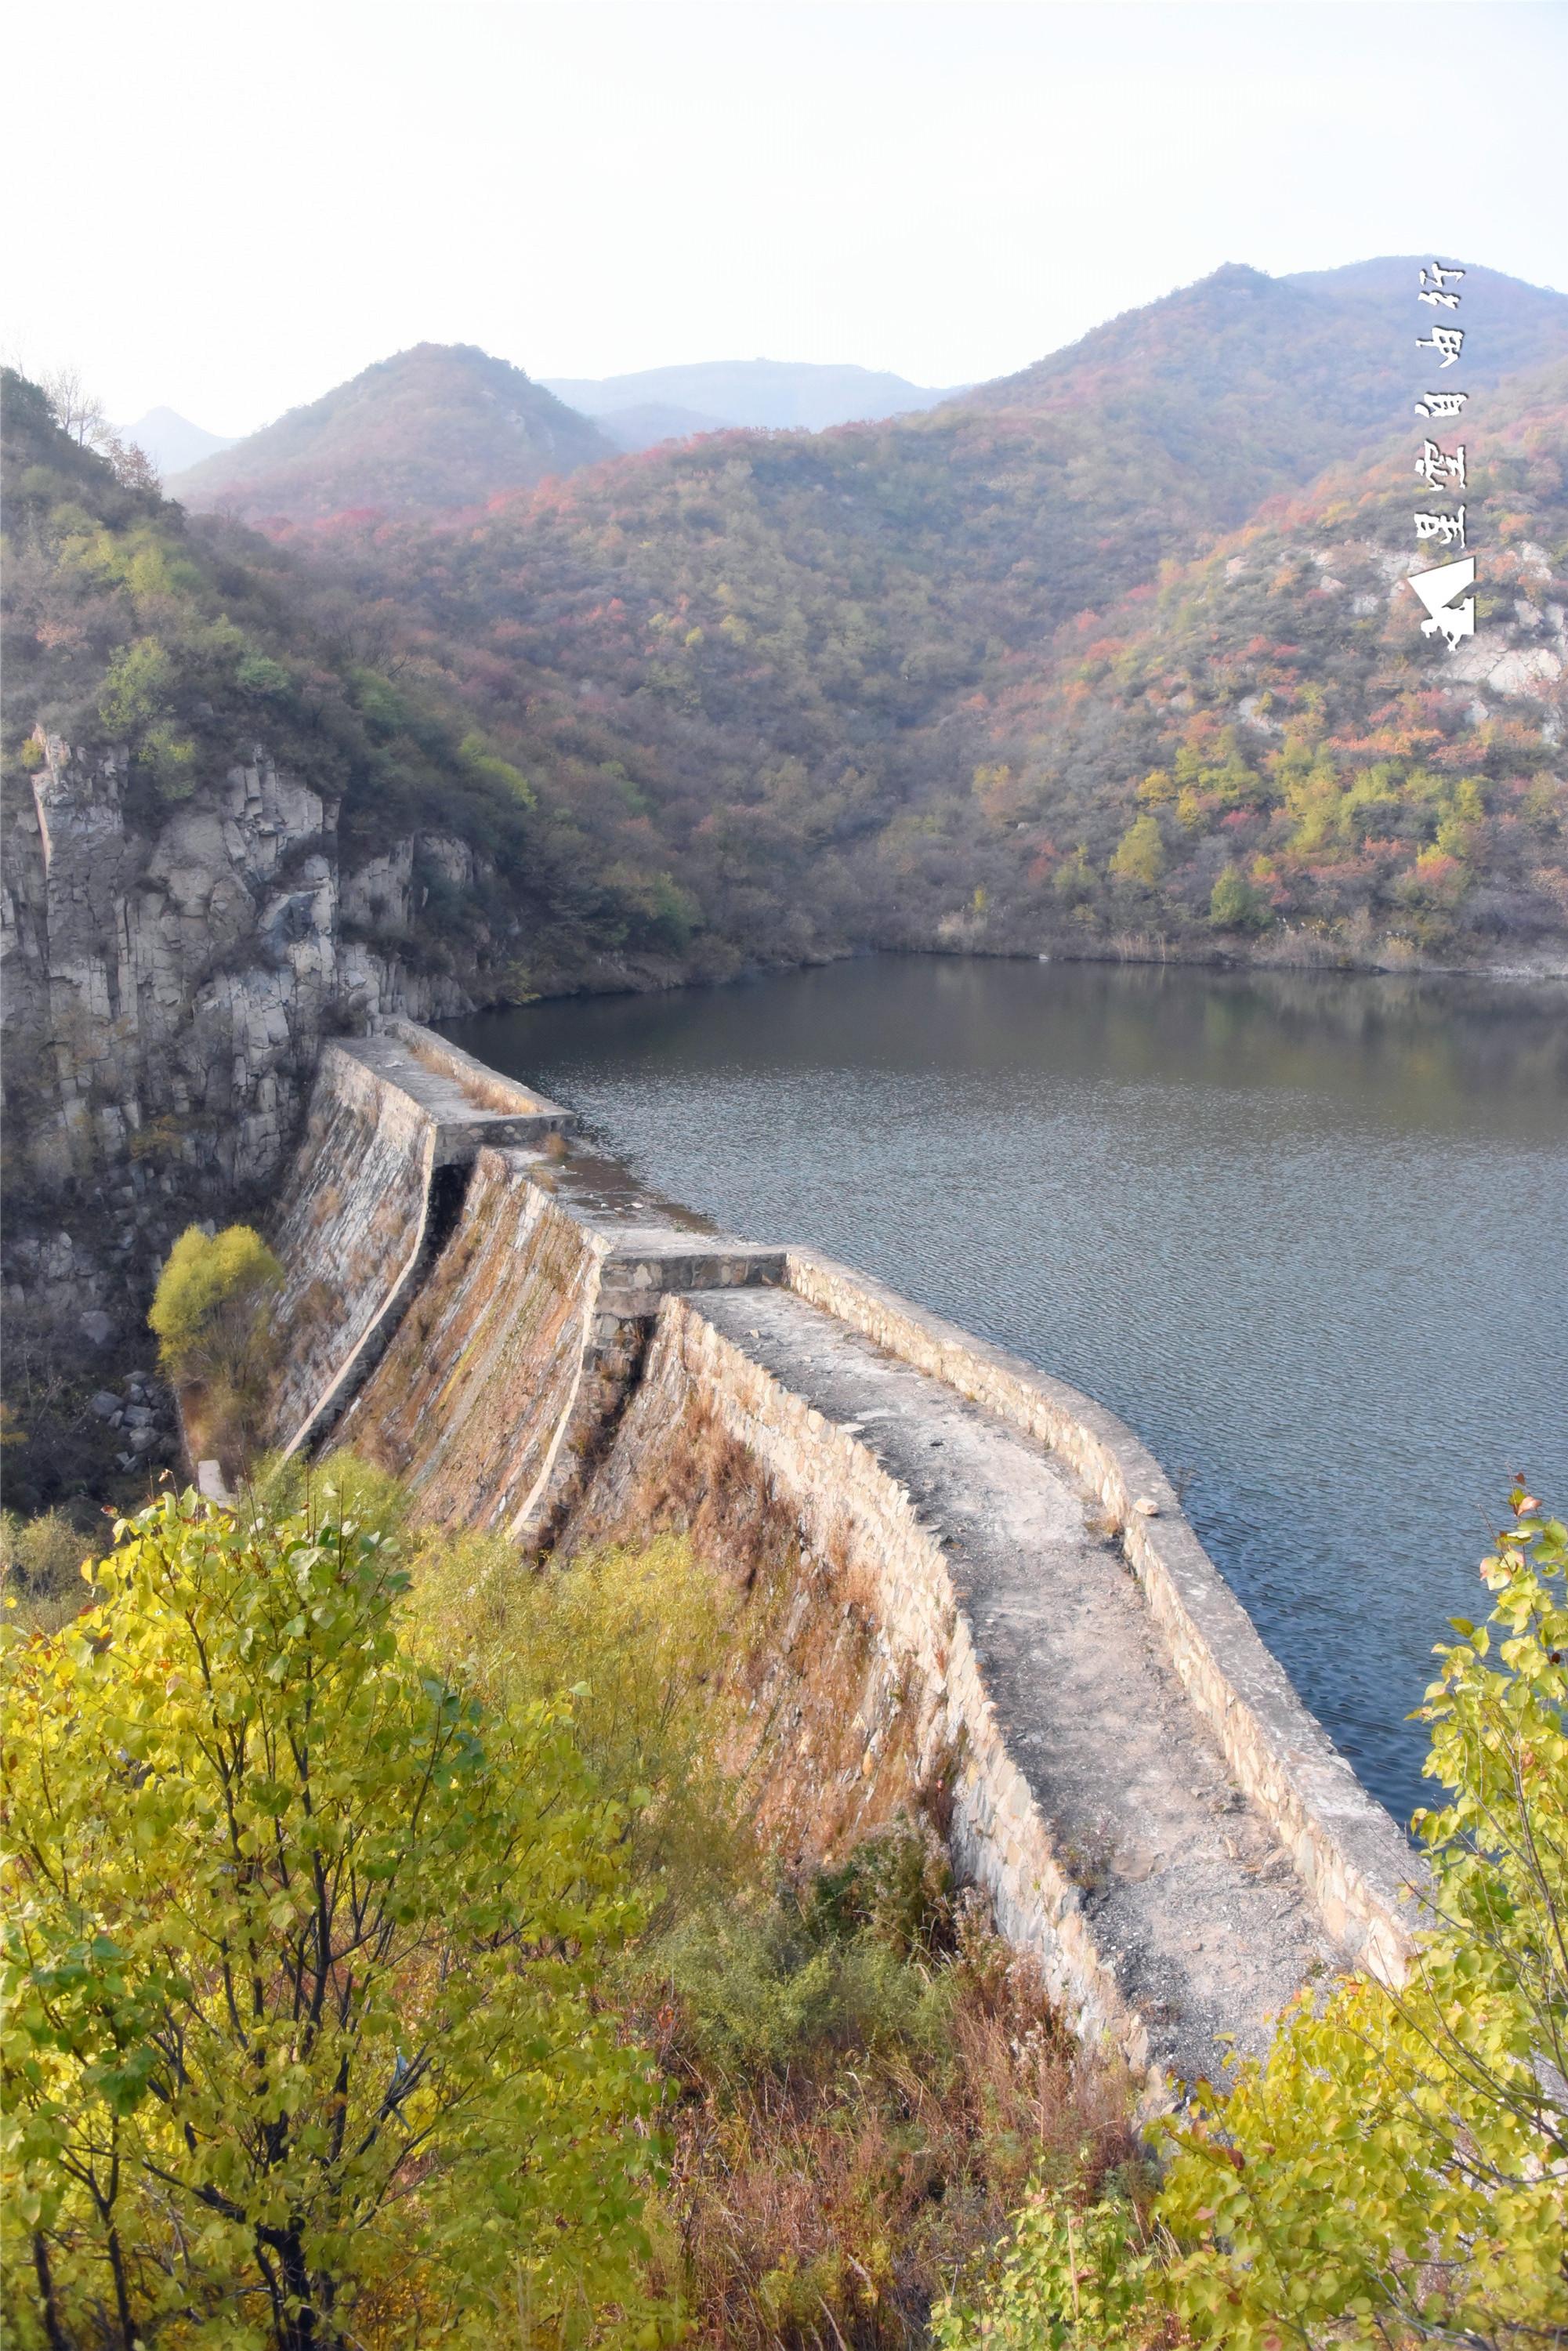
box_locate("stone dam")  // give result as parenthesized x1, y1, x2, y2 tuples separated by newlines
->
(259, 1016, 1421, 2096)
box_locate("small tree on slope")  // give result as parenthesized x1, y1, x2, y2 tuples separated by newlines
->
(1, 1488, 658, 2349)
(147, 1225, 284, 1465)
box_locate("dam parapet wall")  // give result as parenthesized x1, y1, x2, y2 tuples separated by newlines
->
(782, 1253, 1416, 1987)
(264, 1019, 1422, 2092)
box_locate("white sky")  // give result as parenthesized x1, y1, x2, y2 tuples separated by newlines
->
(8, 0, 1566, 436)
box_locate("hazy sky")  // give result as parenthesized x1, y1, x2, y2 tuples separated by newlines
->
(9, 0, 1566, 436)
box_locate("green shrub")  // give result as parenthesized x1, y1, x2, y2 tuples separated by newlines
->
(0, 1508, 95, 1637)
(458, 730, 534, 807)
(235, 650, 292, 698)
(252, 1447, 412, 1542)
(643, 1850, 951, 2085)
(139, 718, 199, 798)
(930, 2179, 1156, 2351)
(1110, 813, 1165, 888)
(806, 1816, 958, 1960)
(1208, 862, 1269, 931)
(147, 1225, 282, 1460)
(148, 1224, 282, 1382)
(405, 1525, 752, 1914)
(96, 634, 173, 736)
(1052, 846, 1096, 905)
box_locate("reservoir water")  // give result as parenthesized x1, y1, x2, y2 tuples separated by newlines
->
(443, 957, 1568, 1828)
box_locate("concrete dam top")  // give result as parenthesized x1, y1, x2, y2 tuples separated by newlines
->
(263, 1018, 1421, 2096)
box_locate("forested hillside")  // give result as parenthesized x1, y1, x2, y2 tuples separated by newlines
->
(244, 272, 1566, 976)
(951, 358, 1568, 962)
(0, 370, 549, 884)
(972, 260, 1568, 523)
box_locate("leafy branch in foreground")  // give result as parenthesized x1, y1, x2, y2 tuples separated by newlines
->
(1, 1488, 660, 2349)
(936, 1488, 1568, 2349)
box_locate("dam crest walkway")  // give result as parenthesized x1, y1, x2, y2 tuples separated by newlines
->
(264, 1020, 1420, 2092)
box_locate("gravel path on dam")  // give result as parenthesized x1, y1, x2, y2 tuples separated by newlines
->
(698, 1284, 1335, 2081)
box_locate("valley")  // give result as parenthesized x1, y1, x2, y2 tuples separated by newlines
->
(3, 214, 1566, 2349)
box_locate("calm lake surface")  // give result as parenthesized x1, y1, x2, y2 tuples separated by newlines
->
(444, 958, 1568, 1826)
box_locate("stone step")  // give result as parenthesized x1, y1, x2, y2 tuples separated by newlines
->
(596, 1245, 787, 1324)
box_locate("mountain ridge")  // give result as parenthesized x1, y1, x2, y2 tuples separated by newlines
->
(168, 342, 617, 522)
(542, 355, 961, 434)
(962, 258, 1568, 527)
(167, 260, 1568, 538)
(123, 405, 237, 476)
(593, 399, 729, 451)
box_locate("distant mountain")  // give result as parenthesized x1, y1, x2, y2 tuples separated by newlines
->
(593, 400, 729, 452)
(281, 265, 1566, 986)
(168, 343, 617, 523)
(970, 259, 1568, 527)
(542, 358, 961, 433)
(112, 256, 1568, 993)
(122, 406, 237, 476)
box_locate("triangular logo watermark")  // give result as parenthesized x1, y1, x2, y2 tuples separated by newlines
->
(1407, 555, 1476, 650)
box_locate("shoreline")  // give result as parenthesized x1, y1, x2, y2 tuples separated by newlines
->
(485, 933, 1568, 1016)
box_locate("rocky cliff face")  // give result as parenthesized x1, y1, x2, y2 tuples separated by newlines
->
(0, 732, 483, 1473)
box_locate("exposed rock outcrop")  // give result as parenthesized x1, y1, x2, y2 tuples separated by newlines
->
(0, 732, 484, 1378)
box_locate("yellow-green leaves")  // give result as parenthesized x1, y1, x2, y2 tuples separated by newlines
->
(148, 1223, 282, 1382)
(96, 632, 174, 736)
(930, 2176, 1157, 2350)
(1109, 812, 1166, 888)
(458, 730, 534, 808)
(1, 1489, 658, 2348)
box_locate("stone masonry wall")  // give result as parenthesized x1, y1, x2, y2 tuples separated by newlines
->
(336, 1150, 610, 1538)
(266, 1045, 438, 1444)
(266, 1019, 1421, 2080)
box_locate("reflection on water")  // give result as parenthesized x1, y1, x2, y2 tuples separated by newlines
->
(444, 957, 1568, 1826)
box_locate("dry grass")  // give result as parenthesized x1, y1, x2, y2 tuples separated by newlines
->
(351, 1471, 1143, 2348)
(635, 1869, 1143, 2349)
(0, 1505, 101, 1636)
(306, 1180, 342, 1229)
(549, 1429, 1148, 2343)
